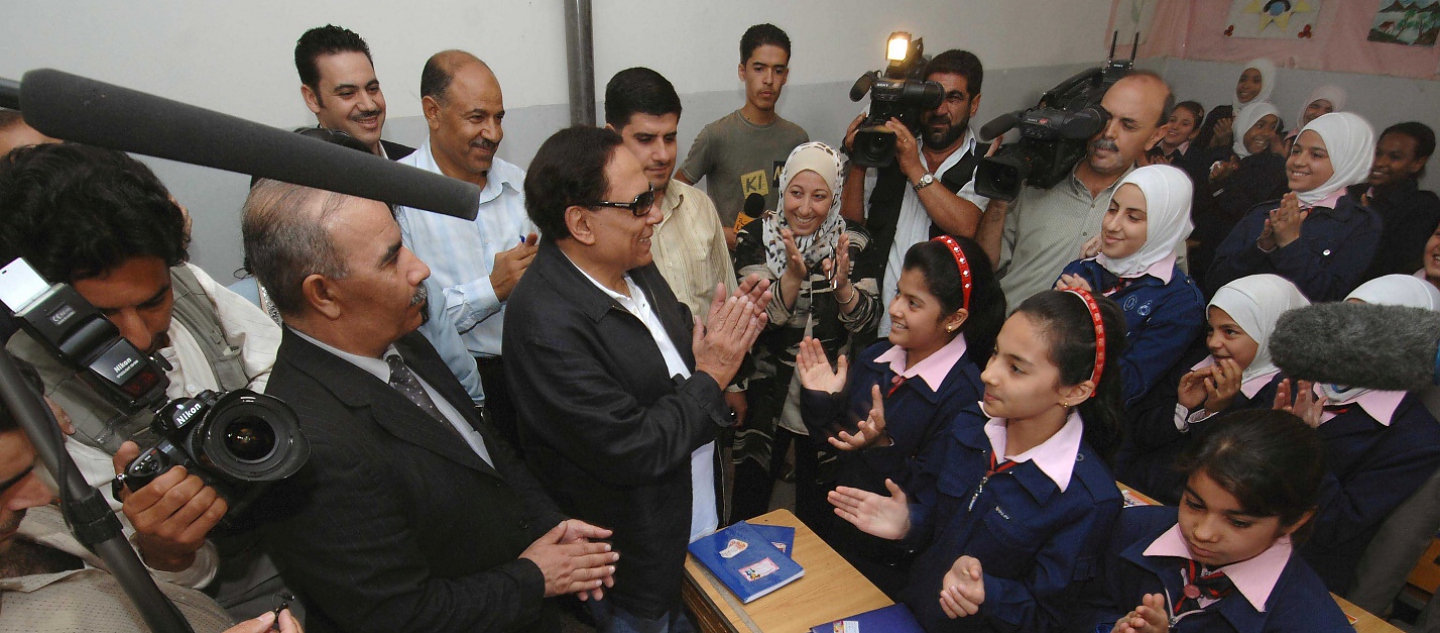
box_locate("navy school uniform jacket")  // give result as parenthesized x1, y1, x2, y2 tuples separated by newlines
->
(801, 340, 984, 595)
(1116, 346, 1283, 505)
(891, 405, 1122, 632)
(1057, 259, 1205, 406)
(1207, 194, 1382, 301)
(1071, 505, 1351, 633)
(1300, 392, 1440, 592)
(802, 340, 985, 493)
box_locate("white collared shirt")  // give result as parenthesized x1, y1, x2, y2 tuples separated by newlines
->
(866, 129, 988, 335)
(563, 254, 719, 542)
(290, 329, 493, 467)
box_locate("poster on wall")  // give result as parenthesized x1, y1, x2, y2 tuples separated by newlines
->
(1369, 0, 1439, 47)
(1225, 0, 1321, 39)
(1114, 0, 1160, 44)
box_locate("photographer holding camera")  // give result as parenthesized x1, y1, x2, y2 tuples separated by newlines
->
(840, 49, 990, 343)
(976, 71, 1175, 308)
(0, 144, 283, 608)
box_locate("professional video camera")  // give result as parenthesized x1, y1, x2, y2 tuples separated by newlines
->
(974, 33, 1138, 201)
(847, 31, 943, 169)
(0, 257, 308, 513)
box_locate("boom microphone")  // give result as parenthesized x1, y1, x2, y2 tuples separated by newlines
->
(1270, 302, 1440, 392)
(978, 111, 1020, 143)
(15, 69, 479, 221)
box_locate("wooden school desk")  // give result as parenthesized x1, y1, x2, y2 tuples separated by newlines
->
(682, 509, 892, 633)
(1119, 483, 1401, 633)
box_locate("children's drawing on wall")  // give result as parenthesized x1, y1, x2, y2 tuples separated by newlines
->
(1226, 0, 1320, 39)
(1370, 0, 1440, 47)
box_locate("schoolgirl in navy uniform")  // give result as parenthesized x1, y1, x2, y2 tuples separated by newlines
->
(1055, 164, 1206, 406)
(1207, 112, 1382, 301)
(828, 289, 1127, 632)
(1275, 274, 1440, 592)
(1121, 274, 1307, 504)
(1085, 409, 1352, 633)
(795, 235, 1005, 595)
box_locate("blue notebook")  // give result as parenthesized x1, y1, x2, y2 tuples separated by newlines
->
(748, 523, 796, 556)
(809, 603, 924, 633)
(688, 521, 804, 603)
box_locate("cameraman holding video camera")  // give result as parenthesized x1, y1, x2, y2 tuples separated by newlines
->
(840, 49, 990, 342)
(976, 71, 1175, 307)
(0, 144, 283, 612)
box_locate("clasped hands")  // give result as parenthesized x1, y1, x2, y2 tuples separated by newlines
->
(693, 274, 772, 388)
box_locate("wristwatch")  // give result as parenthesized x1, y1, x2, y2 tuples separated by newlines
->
(913, 173, 935, 193)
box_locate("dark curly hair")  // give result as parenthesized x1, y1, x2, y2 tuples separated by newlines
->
(0, 143, 188, 283)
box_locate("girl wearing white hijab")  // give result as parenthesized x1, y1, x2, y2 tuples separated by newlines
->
(1230, 102, 1282, 160)
(1271, 273, 1440, 592)
(1234, 58, 1277, 111)
(1284, 84, 1347, 146)
(1054, 165, 1205, 404)
(1119, 274, 1308, 502)
(731, 141, 879, 524)
(1208, 112, 1383, 301)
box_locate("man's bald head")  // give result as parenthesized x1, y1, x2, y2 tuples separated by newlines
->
(419, 49, 506, 186)
(242, 179, 354, 316)
(1086, 71, 1174, 176)
(420, 50, 491, 106)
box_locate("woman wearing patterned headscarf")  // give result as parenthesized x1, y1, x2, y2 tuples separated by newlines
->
(1208, 112, 1383, 301)
(730, 141, 879, 525)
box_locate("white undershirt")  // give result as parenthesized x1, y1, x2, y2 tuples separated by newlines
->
(566, 256, 719, 541)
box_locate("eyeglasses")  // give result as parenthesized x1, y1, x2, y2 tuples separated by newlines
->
(590, 187, 656, 217)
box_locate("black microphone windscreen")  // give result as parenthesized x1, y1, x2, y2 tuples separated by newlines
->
(979, 112, 1020, 143)
(744, 193, 766, 217)
(1270, 302, 1440, 392)
(19, 69, 479, 221)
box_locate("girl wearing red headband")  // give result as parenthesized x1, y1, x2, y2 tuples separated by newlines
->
(828, 289, 1128, 632)
(795, 234, 1004, 595)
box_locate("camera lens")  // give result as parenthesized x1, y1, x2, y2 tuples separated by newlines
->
(223, 415, 278, 463)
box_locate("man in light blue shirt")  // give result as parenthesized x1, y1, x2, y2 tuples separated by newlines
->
(396, 50, 538, 451)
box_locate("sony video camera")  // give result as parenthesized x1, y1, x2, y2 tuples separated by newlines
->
(974, 33, 1138, 201)
(0, 257, 308, 512)
(847, 32, 943, 169)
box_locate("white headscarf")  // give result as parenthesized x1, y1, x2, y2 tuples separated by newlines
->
(1096, 164, 1194, 279)
(1208, 274, 1310, 384)
(1231, 102, 1280, 159)
(761, 141, 846, 278)
(1347, 274, 1440, 310)
(1294, 84, 1347, 134)
(1320, 275, 1440, 402)
(1293, 112, 1375, 207)
(1234, 58, 1276, 110)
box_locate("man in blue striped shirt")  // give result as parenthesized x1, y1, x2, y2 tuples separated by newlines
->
(396, 50, 538, 452)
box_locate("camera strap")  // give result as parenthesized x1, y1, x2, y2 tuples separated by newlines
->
(169, 265, 250, 392)
(857, 149, 980, 281)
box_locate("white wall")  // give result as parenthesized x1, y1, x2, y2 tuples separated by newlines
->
(1, 0, 1117, 279)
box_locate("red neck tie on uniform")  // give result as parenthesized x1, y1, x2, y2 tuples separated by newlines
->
(1174, 559, 1234, 616)
(887, 374, 906, 397)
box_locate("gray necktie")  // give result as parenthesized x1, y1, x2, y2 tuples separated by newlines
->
(387, 355, 455, 431)
(386, 354, 493, 466)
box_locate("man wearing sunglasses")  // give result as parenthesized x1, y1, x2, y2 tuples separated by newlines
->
(504, 126, 770, 633)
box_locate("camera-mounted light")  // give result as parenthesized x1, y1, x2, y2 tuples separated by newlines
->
(886, 32, 911, 63)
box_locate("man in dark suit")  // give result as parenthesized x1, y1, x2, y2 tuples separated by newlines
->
(241, 178, 617, 633)
(504, 126, 769, 632)
(294, 25, 414, 160)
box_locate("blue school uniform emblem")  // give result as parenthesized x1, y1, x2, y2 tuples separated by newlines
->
(1123, 296, 1138, 311)
(1138, 301, 1152, 317)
